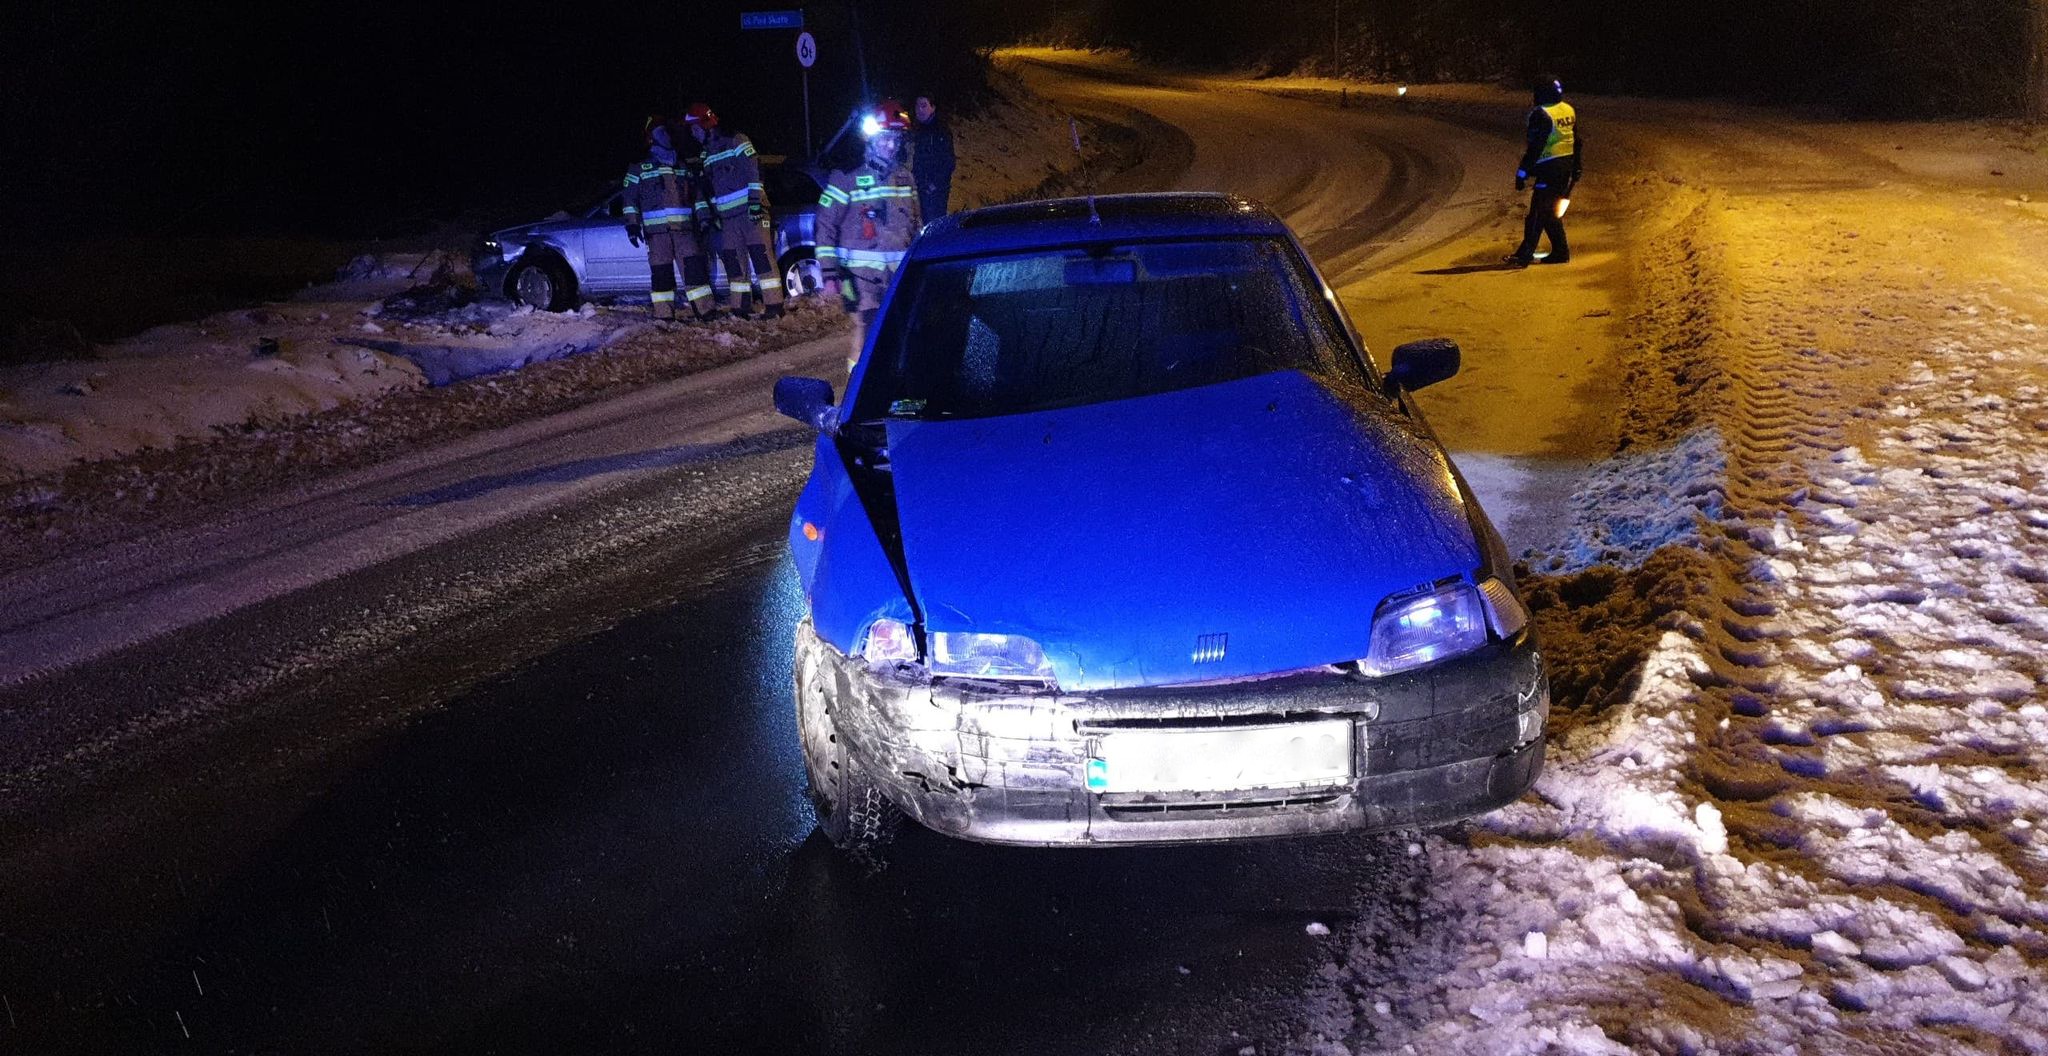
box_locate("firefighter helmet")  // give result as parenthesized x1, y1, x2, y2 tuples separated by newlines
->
(860, 98, 911, 138)
(684, 103, 719, 130)
(643, 114, 667, 145)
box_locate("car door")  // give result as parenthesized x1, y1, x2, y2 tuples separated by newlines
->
(580, 193, 647, 292)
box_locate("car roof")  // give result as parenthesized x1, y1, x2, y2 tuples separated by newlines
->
(909, 192, 1290, 261)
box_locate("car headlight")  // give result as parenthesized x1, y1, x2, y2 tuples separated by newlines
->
(931, 631, 1055, 683)
(1361, 580, 1493, 677)
(1359, 577, 1532, 677)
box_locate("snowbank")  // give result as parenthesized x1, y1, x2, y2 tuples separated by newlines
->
(950, 67, 1107, 210)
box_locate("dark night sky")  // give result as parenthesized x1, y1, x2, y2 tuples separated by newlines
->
(7, 1, 2018, 244)
(1, 1, 988, 241)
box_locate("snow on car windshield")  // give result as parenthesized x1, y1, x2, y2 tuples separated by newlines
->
(853, 237, 1366, 420)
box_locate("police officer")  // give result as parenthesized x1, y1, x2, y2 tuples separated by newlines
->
(818, 99, 920, 371)
(1505, 76, 1582, 267)
(911, 93, 955, 221)
(684, 103, 785, 319)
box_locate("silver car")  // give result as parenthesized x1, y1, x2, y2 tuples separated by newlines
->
(474, 161, 828, 312)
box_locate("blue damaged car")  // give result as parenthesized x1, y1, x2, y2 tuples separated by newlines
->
(773, 192, 1548, 852)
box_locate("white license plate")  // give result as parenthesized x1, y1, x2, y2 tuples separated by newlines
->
(1088, 720, 1354, 794)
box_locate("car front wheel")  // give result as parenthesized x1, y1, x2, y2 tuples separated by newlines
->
(781, 251, 825, 299)
(795, 638, 900, 859)
(507, 255, 577, 312)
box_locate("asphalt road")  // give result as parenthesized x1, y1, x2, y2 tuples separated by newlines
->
(0, 64, 1498, 1055)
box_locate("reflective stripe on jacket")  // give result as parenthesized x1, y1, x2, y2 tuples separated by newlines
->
(699, 130, 766, 218)
(815, 161, 919, 278)
(623, 159, 693, 230)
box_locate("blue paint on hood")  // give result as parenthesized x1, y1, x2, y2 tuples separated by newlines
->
(885, 370, 1481, 691)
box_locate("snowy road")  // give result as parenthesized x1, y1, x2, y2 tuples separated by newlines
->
(0, 63, 1525, 1054)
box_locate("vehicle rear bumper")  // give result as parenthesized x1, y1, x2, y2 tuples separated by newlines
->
(798, 620, 1548, 847)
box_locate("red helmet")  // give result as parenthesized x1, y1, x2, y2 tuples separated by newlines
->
(683, 103, 719, 129)
(643, 114, 667, 145)
(875, 98, 910, 132)
(862, 98, 910, 138)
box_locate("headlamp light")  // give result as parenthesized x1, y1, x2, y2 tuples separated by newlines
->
(858, 619, 1057, 685)
(1359, 577, 1529, 677)
(1361, 582, 1487, 676)
(860, 114, 883, 138)
(931, 631, 1055, 683)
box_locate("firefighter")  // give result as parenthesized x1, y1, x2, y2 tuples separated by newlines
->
(684, 103, 784, 319)
(622, 118, 716, 320)
(911, 93, 955, 220)
(622, 117, 686, 319)
(817, 99, 920, 371)
(1505, 76, 1582, 267)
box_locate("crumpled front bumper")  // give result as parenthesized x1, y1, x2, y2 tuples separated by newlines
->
(472, 250, 512, 299)
(797, 620, 1548, 847)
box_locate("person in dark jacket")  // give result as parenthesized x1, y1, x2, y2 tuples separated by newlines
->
(910, 94, 955, 221)
(1505, 76, 1582, 267)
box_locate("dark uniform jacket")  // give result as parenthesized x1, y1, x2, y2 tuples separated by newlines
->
(911, 116, 956, 193)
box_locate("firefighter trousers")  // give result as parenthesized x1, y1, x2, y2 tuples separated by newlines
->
(713, 213, 784, 311)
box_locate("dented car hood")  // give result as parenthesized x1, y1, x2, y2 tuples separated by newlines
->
(884, 370, 1481, 691)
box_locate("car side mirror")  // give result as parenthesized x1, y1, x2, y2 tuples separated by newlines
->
(1387, 338, 1460, 393)
(774, 376, 839, 434)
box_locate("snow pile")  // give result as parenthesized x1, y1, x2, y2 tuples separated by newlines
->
(350, 297, 633, 386)
(1304, 311, 2048, 1056)
(1541, 426, 1726, 572)
(0, 306, 427, 481)
(0, 289, 661, 481)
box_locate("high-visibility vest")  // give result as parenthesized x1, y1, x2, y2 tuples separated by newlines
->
(1537, 102, 1576, 164)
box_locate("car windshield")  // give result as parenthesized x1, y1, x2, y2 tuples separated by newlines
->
(851, 237, 1366, 421)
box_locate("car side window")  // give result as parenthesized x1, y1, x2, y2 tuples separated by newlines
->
(766, 168, 822, 207)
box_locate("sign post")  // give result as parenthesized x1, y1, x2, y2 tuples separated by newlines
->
(795, 31, 817, 159)
(742, 11, 815, 160)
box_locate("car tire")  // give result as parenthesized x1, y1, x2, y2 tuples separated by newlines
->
(780, 250, 825, 299)
(795, 639, 900, 861)
(507, 255, 578, 312)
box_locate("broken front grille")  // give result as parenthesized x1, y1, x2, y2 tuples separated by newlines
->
(1102, 792, 1347, 819)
